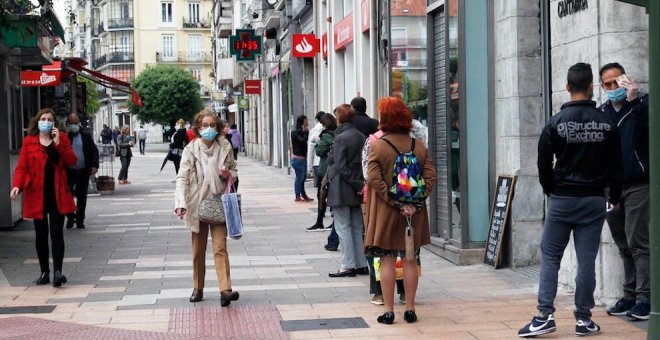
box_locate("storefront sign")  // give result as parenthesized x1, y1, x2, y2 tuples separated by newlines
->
(558, 0, 588, 18)
(484, 175, 517, 268)
(292, 34, 320, 58)
(322, 33, 328, 59)
(244, 79, 261, 95)
(229, 29, 262, 62)
(334, 13, 354, 51)
(238, 97, 249, 109)
(21, 70, 61, 86)
(361, 0, 370, 32)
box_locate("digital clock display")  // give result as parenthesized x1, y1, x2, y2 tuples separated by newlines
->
(233, 40, 259, 51)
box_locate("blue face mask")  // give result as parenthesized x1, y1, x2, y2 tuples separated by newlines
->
(606, 87, 627, 103)
(38, 121, 54, 134)
(200, 127, 219, 141)
(68, 124, 80, 134)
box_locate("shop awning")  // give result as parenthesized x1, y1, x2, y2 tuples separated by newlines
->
(65, 58, 143, 107)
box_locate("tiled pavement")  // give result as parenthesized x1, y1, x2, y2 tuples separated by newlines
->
(0, 144, 647, 339)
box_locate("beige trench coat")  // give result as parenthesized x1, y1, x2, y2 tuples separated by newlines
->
(174, 137, 237, 233)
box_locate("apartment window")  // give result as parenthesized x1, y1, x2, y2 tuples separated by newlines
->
(161, 1, 173, 23)
(189, 68, 202, 82)
(188, 2, 200, 23)
(188, 34, 202, 61)
(161, 34, 175, 59)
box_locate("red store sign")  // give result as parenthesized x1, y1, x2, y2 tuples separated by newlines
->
(244, 79, 262, 95)
(361, 0, 370, 32)
(334, 13, 354, 51)
(292, 34, 320, 58)
(21, 71, 61, 87)
(322, 33, 328, 59)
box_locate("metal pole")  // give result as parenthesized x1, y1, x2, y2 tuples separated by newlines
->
(648, 1, 659, 338)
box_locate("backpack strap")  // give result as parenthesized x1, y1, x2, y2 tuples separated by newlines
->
(380, 138, 401, 154)
(411, 138, 416, 152)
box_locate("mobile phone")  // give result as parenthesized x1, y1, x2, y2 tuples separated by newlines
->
(616, 74, 630, 87)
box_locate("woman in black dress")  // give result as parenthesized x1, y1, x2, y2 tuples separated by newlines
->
(170, 118, 188, 174)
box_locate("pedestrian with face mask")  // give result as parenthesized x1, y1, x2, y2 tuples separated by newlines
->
(117, 126, 134, 184)
(170, 118, 188, 174)
(174, 109, 239, 306)
(598, 63, 651, 321)
(10, 108, 77, 287)
(65, 113, 99, 229)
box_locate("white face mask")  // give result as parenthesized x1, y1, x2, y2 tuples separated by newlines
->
(175, 124, 181, 130)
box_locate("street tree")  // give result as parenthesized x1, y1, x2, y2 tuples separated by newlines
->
(77, 76, 100, 117)
(128, 65, 203, 126)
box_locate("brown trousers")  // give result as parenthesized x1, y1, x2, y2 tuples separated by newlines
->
(192, 223, 232, 291)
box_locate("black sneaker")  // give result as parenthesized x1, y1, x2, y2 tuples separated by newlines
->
(518, 314, 556, 338)
(607, 297, 635, 316)
(306, 224, 325, 232)
(627, 300, 650, 320)
(575, 319, 600, 337)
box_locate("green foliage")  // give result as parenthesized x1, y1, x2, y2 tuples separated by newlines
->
(78, 76, 100, 117)
(128, 65, 203, 125)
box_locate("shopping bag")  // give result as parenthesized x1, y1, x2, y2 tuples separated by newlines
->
(374, 256, 421, 281)
(221, 192, 243, 240)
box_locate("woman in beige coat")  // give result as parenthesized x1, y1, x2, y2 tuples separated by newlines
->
(174, 109, 239, 306)
(364, 97, 436, 325)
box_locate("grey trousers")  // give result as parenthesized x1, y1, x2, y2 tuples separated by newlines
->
(537, 195, 606, 320)
(333, 206, 368, 270)
(606, 184, 650, 302)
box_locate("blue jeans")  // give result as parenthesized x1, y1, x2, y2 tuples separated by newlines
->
(291, 158, 307, 198)
(333, 206, 368, 269)
(538, 195, 606, 320)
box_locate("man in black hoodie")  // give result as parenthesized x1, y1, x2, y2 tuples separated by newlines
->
(350, 97, 378, 136)
(598, 63, 650, 321)
(518, 63, 622, 338)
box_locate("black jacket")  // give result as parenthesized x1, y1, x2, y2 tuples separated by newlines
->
(68, 130, 100, 170)
(290, 129, 308, 157)
(353, 112, 379, 137)
(537, 100, 622, 204)
(171, 128, 187, 149)
(326, 123, 366, 207)
(599, 93, 649, 187)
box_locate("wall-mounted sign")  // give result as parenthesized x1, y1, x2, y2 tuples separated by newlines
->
(484, 175, 517, 268)
(244, 79, 261, 95)
(334, 13, 354, 51)
(322, 33, 328, 59)
(361, 0, 370, 32)
(229, 29, 262, 62)
(292, 34, 320, 58)
(558, 0, 588, 18)
(21, 71, 61, 87)
(238, 97, 249, 109)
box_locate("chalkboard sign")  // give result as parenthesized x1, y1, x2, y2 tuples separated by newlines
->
(484, 175, 517, 268)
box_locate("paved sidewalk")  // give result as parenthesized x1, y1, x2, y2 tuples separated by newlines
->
(0, 145, 647, 339)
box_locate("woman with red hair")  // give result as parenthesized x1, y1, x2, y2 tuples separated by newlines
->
(364, 97, 436, 324)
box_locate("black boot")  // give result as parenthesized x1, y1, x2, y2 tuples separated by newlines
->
(53, 271, 67, 287)
(35, 272, 50, 285)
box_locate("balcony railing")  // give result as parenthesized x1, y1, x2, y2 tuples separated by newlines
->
(98, 22, 106, 35)
(108, 17, 134, 29)
(93, 51, 134, 68)
(156, 51, 212, 63)
(92, 55, 106, 69)
(182, 17, 211, 29)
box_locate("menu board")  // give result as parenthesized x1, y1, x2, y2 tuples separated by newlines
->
(484, 175, 516, 268)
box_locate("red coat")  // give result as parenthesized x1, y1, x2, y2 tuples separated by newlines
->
(12, 134, 77, 219)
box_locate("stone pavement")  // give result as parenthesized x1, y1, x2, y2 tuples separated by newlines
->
(0, 144, 647, 339)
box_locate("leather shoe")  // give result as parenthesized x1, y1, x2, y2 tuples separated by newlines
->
(328, 269, 356, 277)
(377, 311, 395, 325)
(35, 272, 50, 285)
(220, 290, 239, 307)
(189, 289, 203, 302)
(66, 220, 75, 229)
(53, 271, 67, 287)
(403, 310, 417, 323)
(324, 244, 338, 251)
(76, 222, 85, 229)
(355, 267, 369, 275)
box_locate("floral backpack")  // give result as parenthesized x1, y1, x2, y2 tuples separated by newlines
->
(380, 137, 426, 203)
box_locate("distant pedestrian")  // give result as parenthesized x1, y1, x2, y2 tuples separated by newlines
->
(351, 96, 379, 136)
(307, 113, 336, 232)
(307, 111, 325, 185)
(65, 113, 99, 229)
(10, 108, 77, 287)
(364, 97, 436, 324)
(327, 104, 368, 278)
(170, 119, 188, 174)
(174, 109, 240, 307)
(599, 63, 650, 320)
(117, 126, 134, 184)
(100, 124, 112, 144)
(112, 126, 120, 145)
(228, 124, 243, 160)
(518, 63, 622, 338)
(137, 125, 148, 155)
(290, 115, 313, 202)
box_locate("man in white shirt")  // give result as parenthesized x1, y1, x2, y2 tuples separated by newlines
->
(307, 111, 325, 185)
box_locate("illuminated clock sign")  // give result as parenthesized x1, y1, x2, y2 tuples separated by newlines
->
(229, 29, 262, 62)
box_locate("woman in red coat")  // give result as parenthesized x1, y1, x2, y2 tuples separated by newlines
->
(10, 108, 77, 287)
